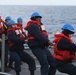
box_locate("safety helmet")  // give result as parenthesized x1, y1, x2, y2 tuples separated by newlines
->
(8, 20, 16, 27)
(30, 12, 42, 19)
(5, 16, 11, 21)
(17, 17, 23, 22)
(62, 23, 74, 33)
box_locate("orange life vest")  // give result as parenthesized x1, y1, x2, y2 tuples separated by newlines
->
(24, 20, 48, 40)
(53, 32, 76, 61)
(7, 27, 26, 47)
(0, 16, 4, 34)
(16, 23, 26, 38)
(16, 23, 22, 29)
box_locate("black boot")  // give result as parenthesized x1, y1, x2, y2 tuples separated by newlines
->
(16, 71, 20, 75)
(4, 66, 11, 72)
(30, 70, 34, 75)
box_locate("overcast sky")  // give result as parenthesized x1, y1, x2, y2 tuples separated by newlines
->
(0, 0, 76, 5)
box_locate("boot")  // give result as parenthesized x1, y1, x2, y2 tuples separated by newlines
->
(30, 70, 34, 75)
(4, 66, 11, 72)
(16, 71, 20, 75)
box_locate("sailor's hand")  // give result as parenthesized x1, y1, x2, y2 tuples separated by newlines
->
(49, 42, 54, 46)
(0, 38, 2, 42)
(25, 39, 28, 43)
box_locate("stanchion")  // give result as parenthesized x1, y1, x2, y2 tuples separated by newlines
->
(1, 34, 13, 75)
(1, 34, 5, 72)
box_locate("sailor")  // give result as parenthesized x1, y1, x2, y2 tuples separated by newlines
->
(25, 12, 56, 75)
(53, 23, 76, 75)
(7, 20, 36, 75)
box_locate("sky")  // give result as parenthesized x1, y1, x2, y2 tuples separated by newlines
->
(0, 0, 76, 5)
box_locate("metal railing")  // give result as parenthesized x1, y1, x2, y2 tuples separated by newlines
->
(1, 34, 13, 75)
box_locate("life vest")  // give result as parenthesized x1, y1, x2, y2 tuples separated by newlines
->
(3, 23, 8, 31)
(7, 27, 26, 47)
(16, 23, 26, 36)
(0, 16, 4, 34)
(15, 29, 26, 39)
(53, 32, 76, 61)
(41, 25, 48, 38)
(16, 23, 22, 29)
(24, 20, 48, 40)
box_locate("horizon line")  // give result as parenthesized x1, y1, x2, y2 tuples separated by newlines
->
(0, 4, 76, 6)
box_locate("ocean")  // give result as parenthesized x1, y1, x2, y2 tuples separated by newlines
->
(0, 5, 76, 42)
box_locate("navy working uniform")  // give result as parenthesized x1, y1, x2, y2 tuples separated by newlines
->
(53, 23, 76, 75)
(25, 12, 56, 75)
(7, 20, 36, 75)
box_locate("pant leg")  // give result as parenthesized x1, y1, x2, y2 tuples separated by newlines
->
(5, 41, 9, 66)
(31, 47, 49, 75)
(57, 62, 76, 75)
(0, 42, 1, 58)
(44, 48, 56, 75)
(18, 51, 36, 71)
(10, 51, 21, 72)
